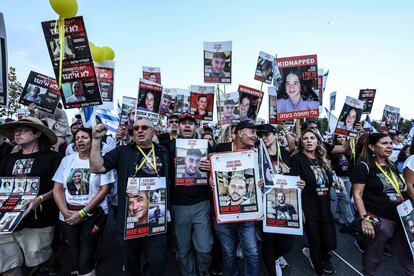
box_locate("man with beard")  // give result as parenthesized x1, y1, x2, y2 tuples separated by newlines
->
(225, 174, 250, 206)
(273, 192, 296, 220)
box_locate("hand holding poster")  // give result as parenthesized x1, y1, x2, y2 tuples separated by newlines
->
(358, 89, 376, 114)
(263, 175, 302, 235)
(142, 66, 161, 84)
(176, 139, 208, 186)
(190, 85, 215, 121)
(210, 150, 263, 223)
(276, 55, 319, 120)
(335, 96, 364, 138)
(397, 200, 414, 260)
(218, 92, 240, 125)
(204, 41, 232, 84)
(0, 177, 40, 234)
(120, 96, 137, 129)
(95, 61, 115, 110)
(136, 78, 163, 124)
(254, 51, 274, 84)
(380, 104, 400, 133)
(19, 71, 61, 114)
(124, 177, 167, 239)
(42, 17, 102, 109)
(238, 85, 263, 123)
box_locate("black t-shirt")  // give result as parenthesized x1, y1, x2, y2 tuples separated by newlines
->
(349, 162, 405, 221)
(323, 142, 335, 155)
(330, 153, 350, 177)
(289, 152, 333, 222)
(0, 150, 63, 229)
(0, 142, 13, 163)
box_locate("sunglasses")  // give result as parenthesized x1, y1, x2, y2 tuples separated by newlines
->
(133, 125, 152, 131)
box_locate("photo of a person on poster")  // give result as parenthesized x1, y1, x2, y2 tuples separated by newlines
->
(137, 90, 157, 112)
(273, 191, 297, 220)
(12, 180, 26, 193)
(277, 70, 319, 113)
(67, 169, 89, 196)
(159, 94, 173, 115)
(338, 106, 361, 132)
(50, 36, 76, 61)
(23, 85, 43, 105)
(183, 149, 204, 178)
(0, 180, 13, 193)
(25, 180, 39, 193)
(223, 99, 237, 121)
(148, 73, 157, 83)
(209, 52, 227, 78)
(66, 81, 87, 103)
(239, 94, 256, 124)
(127, 191, 149, 225)
(0, 213, 18, 232)
(219, 172, 256, 206)
(194, 95, 208, 118)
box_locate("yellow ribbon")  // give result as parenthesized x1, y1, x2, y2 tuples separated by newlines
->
(54, 17, 66, 89)
(350, 138, 356, 163)
(375, 162, 404, 199)
(134, 144, 157, 176)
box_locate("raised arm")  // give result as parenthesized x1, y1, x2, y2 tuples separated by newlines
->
(90, 123, 107, 173)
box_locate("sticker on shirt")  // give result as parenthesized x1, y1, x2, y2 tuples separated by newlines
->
(140, 155, 163, 176)
(12, 159, 35, 175)
(311, 165, 329, 196)
(377, 173, 404, 203)
(66, 169, 90, 196)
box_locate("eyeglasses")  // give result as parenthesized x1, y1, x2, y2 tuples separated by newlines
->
(13, 128, 32, 135)
(133, 125, 152, 131)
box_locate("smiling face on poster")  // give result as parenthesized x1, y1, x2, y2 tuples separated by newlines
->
(142, 66, 161, 84)
(136, 79, 163, 124)
(254, 51, 274, 84)
(204, 41, 232, 84)
(335, 96, 364, 138)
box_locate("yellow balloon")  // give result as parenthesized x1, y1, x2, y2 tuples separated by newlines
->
(89, 41, 96, 48)
(49, 0, 78, 18)
(91, 46, 105, 63)
(102, 46, 115, 60)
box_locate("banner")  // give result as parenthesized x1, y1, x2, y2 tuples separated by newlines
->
(358, 89, 376, 114)
(263, 175, 302, 235)
(42, 16, 102, 109)
(380, 104, 400, 133)
(276, 54, 319, 120)
(0, 13, 7, 107)
(124, 177, 167, 239)
(136, 78, 163, 124)
(203, 41, 232, 84)
(218, 92, 240, 125)
(0, 177, 40, 234)
(335, 96, 364, 138)
(329, 91, 336, 111)
(190, 85, 215, 121)
(95, 61, 115, 110)
(119, 96, 136, 129)
(238, 85, 263, 123)
(19, 71, 60, 114)
(254, 51, 274, 84)
(142, 66, 161, 84)
(159, 88, 176, 116)
(397, 200, 414, 260)
(175, 139, 208, 186)
(210, 150, 263, 223)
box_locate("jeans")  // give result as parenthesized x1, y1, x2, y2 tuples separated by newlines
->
(330, 176, 355, 225)
(214, 221, 259, 276)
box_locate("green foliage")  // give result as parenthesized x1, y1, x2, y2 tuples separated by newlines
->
(0, 67, 23, 118)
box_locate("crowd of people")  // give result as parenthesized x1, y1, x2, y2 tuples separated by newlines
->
(0, 105, 414, 276)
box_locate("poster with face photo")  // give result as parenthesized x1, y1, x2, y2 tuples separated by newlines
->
(276, 55, 319, 120)
(176, 139, 208, 186)
(380, 104, 400, 134)
(204, 41, 232, 84)
(120, 96, 137, 129)
(335, 96, 364, 138)
(263, 175, 302, 235)
(254, 51, 274, 84)
(0, 13, 7, 107)
(218, 92, 240, 125)
(190, 85, 215, 121)
(358, 89, 376, 114)
(210, 150, 263, 223)
(329, 91, 336, 111)
(142, 66, 161, 84)
(95, 61, 115, 110)
(124, 177, 167, 239)
(159, 88, 176, 116)
(0, 177, 39, 234)
(238, 85, 263, 124)
(173, 89, 191, 115)
(42, 16, 102, 109)
(269, 87, 278, 124)
(136, 78, 163, 124)
(397, 200, 414, 260)
(19, 71, 61, 114)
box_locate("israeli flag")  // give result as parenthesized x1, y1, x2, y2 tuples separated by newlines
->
(96, 108, 119, 137)
(80, 106, 97, 128)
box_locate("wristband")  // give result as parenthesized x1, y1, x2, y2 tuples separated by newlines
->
(38, 195, 44, 202)
(79, 209, 86, 218)
(83, 207, 90, 214)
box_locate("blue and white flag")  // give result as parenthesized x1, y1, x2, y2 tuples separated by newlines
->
(322, 70, 329, 92)
(80, 106, 97, 128)
(96, 108, 119, 136)
(259, 139, 275, 187)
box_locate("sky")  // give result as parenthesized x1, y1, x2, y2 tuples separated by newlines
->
(1, 0, 414, 122)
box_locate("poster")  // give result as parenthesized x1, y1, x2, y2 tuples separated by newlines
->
(358, 89, 376, 114)
(269, 86, 278, 124)
(218, 92, 240, 125)
(210, 150, 263, 223)
(95, 61, 115, 110)
(263, 175, 302, 235)
(175, 139, 208, 186)
(335, 96, 364, 138)
(317, 69, 328, 105)
(397, 200, 414, 260)
(120, 96, 137, 129)
(238, 85, 263, 123)
(142, 66, 161, 84)
(159, 88, 176, 116)
(173, 89, 190, 115)
(124, 177, 167, 239)
(329, 91, 336, 111)
(254, 51, 274, 84)
(42, 16, 102, 109)
(203, 41, 232, 84)
(0, 13, 7, 107)
(276, 55, 319, 120)
(19, 71, 60, 114)
(0, 177, 40, 234)
(380, 104, 400, 134)
(136, 78, 163, 124)
(190, 85, 215, 121)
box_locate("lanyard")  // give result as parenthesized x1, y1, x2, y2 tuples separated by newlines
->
(134, 144, 157, 176)
(350, 138, 356, 163)
(231, 143, 237, 151)
(276, 141, 290, 171)
(375, 162, 403, 198)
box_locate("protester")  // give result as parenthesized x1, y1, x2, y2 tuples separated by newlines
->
(0, 132, 13, 162)
(351, 133, 414, 275)
(158, 114, 179, 143)
(390, 130, 405, 163)
(0, 117, 63, 275)
(52, 128, 113, 276)
(396, 144, 410, 174)
(403, 139, 414, 205)
(201, 132, 216, 148)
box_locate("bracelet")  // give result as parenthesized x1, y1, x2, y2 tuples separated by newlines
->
(79, 209, 87, 218)
(38, 195, 44, 202)
(83, 207, 90, 214)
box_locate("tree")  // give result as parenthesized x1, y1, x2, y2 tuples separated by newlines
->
(0, 67, 23, 118)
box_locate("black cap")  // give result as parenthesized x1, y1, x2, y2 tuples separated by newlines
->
(257, 124, 276, 135)
(168, 114, 180, 120)
(235, 121, 256, 132)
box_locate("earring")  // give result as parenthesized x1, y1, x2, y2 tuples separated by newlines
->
(372, 153, 376, 158)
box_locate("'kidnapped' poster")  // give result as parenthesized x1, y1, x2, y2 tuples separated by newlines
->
(204, 41, 232, 84)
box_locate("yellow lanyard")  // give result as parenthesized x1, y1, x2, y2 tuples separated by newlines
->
(231, 143, 236, 151)
(349, 138, 356, 163)
(134, 144, 157, 176)
(375, 162, 404, 198)
(276, 141, 290, 171)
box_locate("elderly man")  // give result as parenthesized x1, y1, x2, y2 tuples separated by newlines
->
(90, 117, 170, 276)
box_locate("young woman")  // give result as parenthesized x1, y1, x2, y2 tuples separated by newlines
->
(290, 129, 336, 275)
(53, 128, 114, 276)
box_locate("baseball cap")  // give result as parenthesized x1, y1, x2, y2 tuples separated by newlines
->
(256, 124, 277, 135)
(179, 113, 196, 123)
(235, 121, 256, 132)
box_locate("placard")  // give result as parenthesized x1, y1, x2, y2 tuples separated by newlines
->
(119, 96, 137, 129)
(269, 86, 278, 124)
(254, 51, 274, 84)
(358, 89, 376, 114)
(95, 61, 115, 110)
(238, 85, 263, 123)
(173, 89, 190, 115)
(190, 85, 215, 121)
(142, 66, 161, 84)
(204, 41, 232, 84)
(329, 91, 336, 111)
(397, 200, 414, 260)
(175, 139, 208, 186)
(335, 96, 364, 138)
(218, 92, 240, 125)
(136, 78, 163, 124)
(380, 104, 400, 134)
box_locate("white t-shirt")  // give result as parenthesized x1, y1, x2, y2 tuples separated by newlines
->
(403, 155, 414, 171)
(52, 152, 115, 221)
(390, 142, 404, 163)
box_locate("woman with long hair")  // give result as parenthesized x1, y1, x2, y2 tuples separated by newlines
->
(290, 129, 336, 275)
(403, 139, 414, 201)
(53, 128, 114, 276)
(351, 133, 414, 275)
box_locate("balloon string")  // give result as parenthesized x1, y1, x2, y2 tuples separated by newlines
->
(58, 17, 65, 89)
